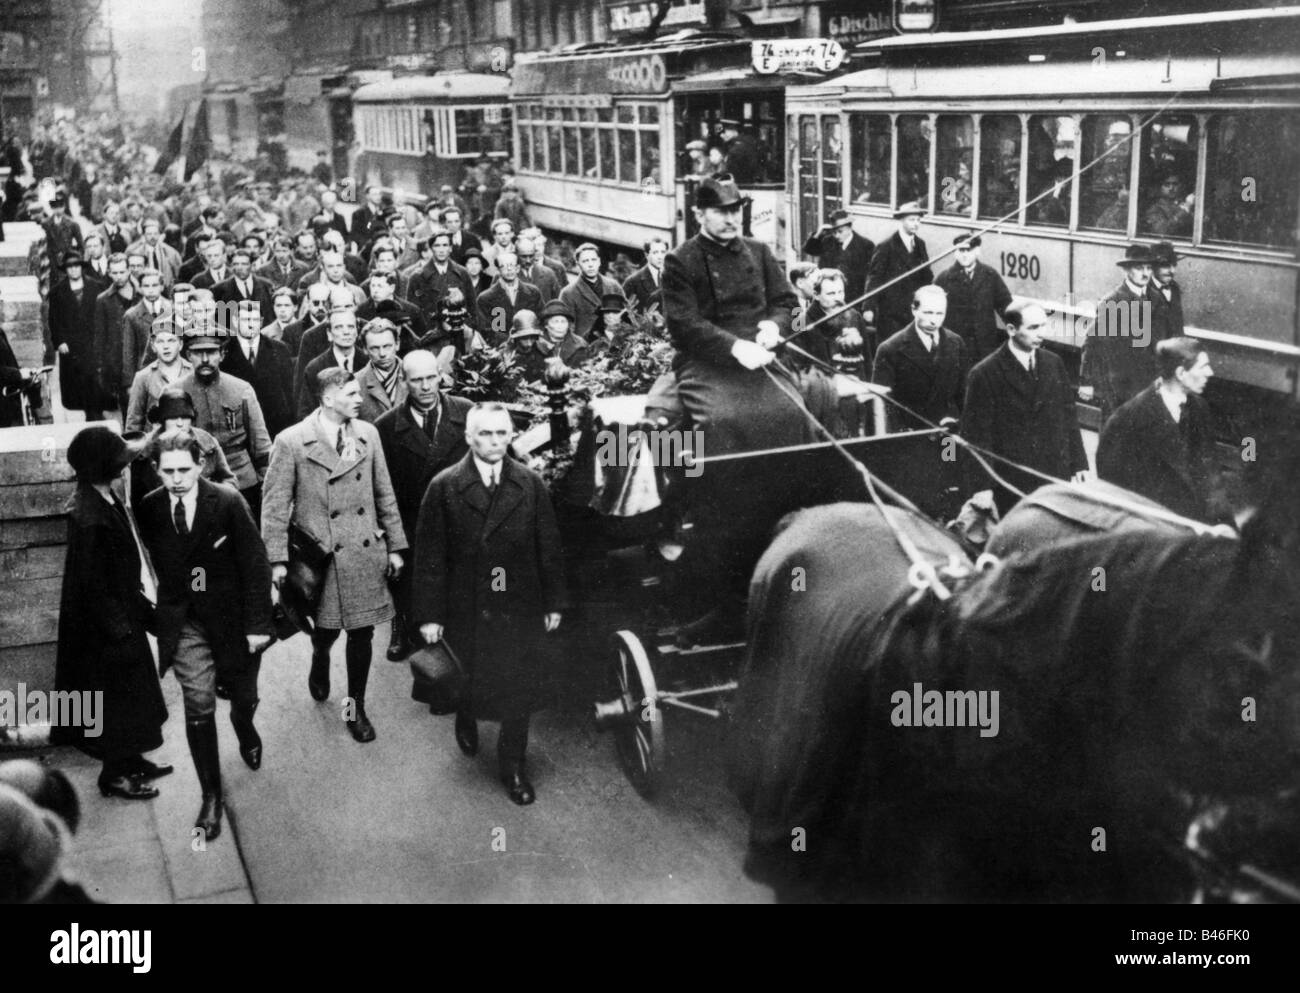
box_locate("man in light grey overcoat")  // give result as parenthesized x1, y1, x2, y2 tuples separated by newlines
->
(261, 366, 408, 742)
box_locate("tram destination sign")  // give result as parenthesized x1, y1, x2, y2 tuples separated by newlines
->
(752, 40, 846, 75)
(513, 52, 669, 97)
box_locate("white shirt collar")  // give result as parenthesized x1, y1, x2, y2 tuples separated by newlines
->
(1124, 277, 1146, 297)
(170, 485, 199, 527)
(1008, 342, 1035, 371)
(472, 455, 501, 489)
(915, 325, 939, 350)
(1158, 384, 1186, 423)
(333, 347, 354, 369)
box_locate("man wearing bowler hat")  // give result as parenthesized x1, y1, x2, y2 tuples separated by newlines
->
(934, 233, 1013, 364)
(864, 201, 932, 340)
(1148, 241, 1185, 342)
(1082, 243, 1163, 424)
(662, 173, 820, 645)
(803, 209, 874, 304)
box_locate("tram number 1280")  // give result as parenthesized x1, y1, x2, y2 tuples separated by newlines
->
(1000, 252, 1041, 281)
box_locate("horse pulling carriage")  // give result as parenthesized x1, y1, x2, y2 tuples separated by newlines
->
(522, 370, 1300, 903)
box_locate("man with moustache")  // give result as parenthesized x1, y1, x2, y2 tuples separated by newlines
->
(962, 301, 1089, 516)
(1081, 243, 1162, 425)
(375, 349, 472, 661)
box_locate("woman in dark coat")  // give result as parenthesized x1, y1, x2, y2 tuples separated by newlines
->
(51, 426, 169, 800)
(48, 251, 103, 414)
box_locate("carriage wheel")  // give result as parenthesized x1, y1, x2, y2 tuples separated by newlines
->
(609, 630, 664, 797)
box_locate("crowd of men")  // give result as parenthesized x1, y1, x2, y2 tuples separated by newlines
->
(2, 115, 1225, 868)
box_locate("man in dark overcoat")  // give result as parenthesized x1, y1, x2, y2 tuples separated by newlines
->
(412, 403, 568, 806)
(1097, 337, 1217, 522)
(1081, 243, 1163, 425)
(662, 174, 822, 645)
(137, 429, 274, 841)
(863, 202, 931, 339)
(933, 233, 1013, 364)
(802, 209, 874, 304)
(872, 285, 970, 519)
(961, 302, 1090, 516)
(375, 349, 472, 660)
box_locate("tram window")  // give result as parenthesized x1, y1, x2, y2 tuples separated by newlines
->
(896, 115, 931, 208)
(1079, 115, 1133, 232)
(562, 107, 579, 176)
(849, 114, 891, 205)
(598, 109, 616, 181)
(1205, 111, 1300, 249)
(619, 126, 637, 184)
(641, 105, 659, 126)
(978, 115, 1020, 221)
(821, 117, 843, 217)
(546, 108, 562, 176)
(1137, 114, 1198, 240)
(643, 142, 661, 188)
(1026, 115, 1075, 227)
(518, 122, 531, 171)
(454, 107, 511, 157)
(580, 108, 598, 179)
(617, 105, 636, 125)
(936, 116, 973, 217)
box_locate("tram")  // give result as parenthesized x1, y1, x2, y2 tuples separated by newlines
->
(351, 73, 512, 209)
(785, 7, 1300, 431)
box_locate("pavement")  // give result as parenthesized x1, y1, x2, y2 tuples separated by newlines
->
(27, 625, 772, 904)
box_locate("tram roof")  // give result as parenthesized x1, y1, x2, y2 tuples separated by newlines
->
(855, 5, 1300, 54)
(353, 73, 510, 103)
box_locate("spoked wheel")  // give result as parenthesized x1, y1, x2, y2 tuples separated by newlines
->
(604, 630, 664, 798)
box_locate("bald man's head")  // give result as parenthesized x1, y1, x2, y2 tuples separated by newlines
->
(403, 349, 444, 410)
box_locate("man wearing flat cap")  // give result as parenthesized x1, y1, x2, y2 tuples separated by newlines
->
(934, 233, 1013, 364)
(803, 209, 874, 304)
(864, 202, 932, 340)
(1082, 243, 1165, 424)
(663, 173, 822, 645)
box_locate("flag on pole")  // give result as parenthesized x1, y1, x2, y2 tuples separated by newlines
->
(153, 110, 187, 176)
(184, 99, 210, 181)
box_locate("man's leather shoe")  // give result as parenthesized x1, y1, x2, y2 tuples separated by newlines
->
(502, 770, 535, 806)
(308, 655, 330, 701)
(98, 773, 159, 800)
(347, 707, 376, 743)
(454, 712, 478, 757)
(127, 756, 174, 781)
(215, 681, 231, 700)
(386, 622, 412, 662)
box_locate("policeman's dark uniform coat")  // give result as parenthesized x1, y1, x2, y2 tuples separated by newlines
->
(1097, 383, 1214, 522)
(220, 334, 296, 438)
(52, 485, 167, 761)
(137, 477, 273, 692)
(865, 232, 932, 338)
(411, 453, 569, 720)
(934, 260, 1013, 363)
(961, 342, 1088, 513)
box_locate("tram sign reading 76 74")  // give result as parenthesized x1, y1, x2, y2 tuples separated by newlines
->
(752, 40, 846, 75)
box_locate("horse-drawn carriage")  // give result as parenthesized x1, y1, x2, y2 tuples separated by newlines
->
(518, 366, 1300, 903)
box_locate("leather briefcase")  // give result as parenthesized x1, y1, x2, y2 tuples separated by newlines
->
(409, 639, 467, 715)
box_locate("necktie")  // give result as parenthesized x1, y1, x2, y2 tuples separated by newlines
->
(340, 355, 349, 374)
(488, 468, 498, 495)
(1028, 354, 1037, 379)
(421, 406, 437, 441)
(173, 499, 189, 537)
(248, 341, 257, 363)
(336, 427, 346, 456)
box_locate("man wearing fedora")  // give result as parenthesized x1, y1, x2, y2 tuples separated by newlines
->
(537, 299, 589, 367)
(502, 310, 549, 381)
(262, 368, 407, 743)
(137, 428, 274, 841)
(124, 314, 192, 433)
(934, 233, 1013, 364)
(864, 202, 932, 340)
(1148, 241, 1185, 342)
(375, 349, 472, 661)
(174, 316, 273, 521)
(49, 250, 105, 418)
(412, 402, 569, 805)
(1082, 243, 1163, 424)
(662, 173, 819, 645)
(803, 209, 874, 305)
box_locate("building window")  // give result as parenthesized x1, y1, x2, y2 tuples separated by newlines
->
(1204, 111, 1300, 249)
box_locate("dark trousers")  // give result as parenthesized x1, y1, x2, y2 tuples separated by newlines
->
(240, 483, 262, 527)
(389, 565, 413, 638)
(311, 624, 373, 704)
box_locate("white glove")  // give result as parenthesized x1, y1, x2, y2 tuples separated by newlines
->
(732, 339, 775, 370)
(755, 321, 781, 350)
